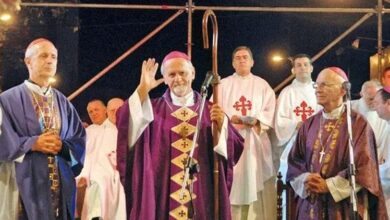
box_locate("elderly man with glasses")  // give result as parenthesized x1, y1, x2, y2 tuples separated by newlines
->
(287, 67, 387, 219)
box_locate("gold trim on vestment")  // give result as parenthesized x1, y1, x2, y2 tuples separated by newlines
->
(169, 107, 198, 220)
(169, 205, 189, 220)
(170, 187, 197, 205)
(171, 153, 198, 170)
(171, 138, 193, 153)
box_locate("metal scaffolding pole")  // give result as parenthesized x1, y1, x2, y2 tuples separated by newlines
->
(21, 2, 186, 10)
(187, 0, 193, 59)
(67, 10, 185, 100)
(21, 2, 379, 13)
(273, 12, 374, 93)
(195, 6, 376, 13)
(378, 0, 384, 80)
(19, 1, 387, 95)
(13, 2, 388, 217)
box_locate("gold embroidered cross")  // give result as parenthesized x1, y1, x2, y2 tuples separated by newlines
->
(179, 126, 189, 138)
(181, 110, 188, 117)
(181, 157, 188, 167)
(178, 210, 186, 217)
(179, 194, 187, 201)
(181, 141, 189, 149)
(324, 122, 335, 132)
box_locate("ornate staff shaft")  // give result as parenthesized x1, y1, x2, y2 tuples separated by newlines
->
(202, 9, 220, 220)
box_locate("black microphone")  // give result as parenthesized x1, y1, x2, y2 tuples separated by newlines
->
(201, 71, 214, 92)
(343, 81, 351, 100)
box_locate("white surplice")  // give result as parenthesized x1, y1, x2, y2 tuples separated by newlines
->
(378, 121, 390, 216)
(218, 73, 276, 205)
(0, 163, 19, 220)
(76, 119, 126, 220)
(275, 79, 321, 180)
(0, 106, 20, 220)
(351, 99, 390, 216)
(127, 90, 229, 157)
(351, 98, 389, 161)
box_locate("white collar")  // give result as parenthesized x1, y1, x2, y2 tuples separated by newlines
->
(102, 118, 115, 128)
(322, 104, 344, 119)
(170, 90, 194, 107)
(292, 79, 313, 87)
(24, 80, 52, 97)
(233, 72, 253, 79)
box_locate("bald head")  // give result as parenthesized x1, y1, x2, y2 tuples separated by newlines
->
(107, 98, 124, 124)
(316, 68, 347, 86)
(315, 67, 348, 112)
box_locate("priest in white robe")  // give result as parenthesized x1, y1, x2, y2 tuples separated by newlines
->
(87, 99, 107, 126)
(0, 105, 19, 220)
(76, 98, 126, 220)
(352, 80, 388, 162)
(274, 54, 321, 181)
(218, 46, 276, 220)
(374, 86, 390, 216)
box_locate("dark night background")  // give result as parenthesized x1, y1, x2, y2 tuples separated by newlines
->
(1, 0, 390, 122)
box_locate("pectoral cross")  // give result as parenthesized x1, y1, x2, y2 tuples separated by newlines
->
(324, 122, 335, 132)
(319, 150, 325, 163)
(310, 208, 315, 219)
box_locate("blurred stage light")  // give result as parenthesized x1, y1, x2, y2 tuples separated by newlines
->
(0, 0, 21, 11)
(49, 77, 57, 84)
(0, 12, 11, 21)
(0, 0, 20, 24)
(272, 54, 284, 63)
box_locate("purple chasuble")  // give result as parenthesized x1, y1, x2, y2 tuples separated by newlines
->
(116, 90, 244, 220)
(287, 109, 388, 220)
(0, 83, 86, 220)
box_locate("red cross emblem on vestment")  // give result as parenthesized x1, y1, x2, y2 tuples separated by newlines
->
(293, 101, 314, 121)
(233, 96, 252, 116)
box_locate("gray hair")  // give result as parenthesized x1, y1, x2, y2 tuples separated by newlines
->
(361, 80, 382, 93)
(24, 38, 56, 58)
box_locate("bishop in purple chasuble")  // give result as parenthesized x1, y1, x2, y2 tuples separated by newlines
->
(287, 109, 388, 220)
(117, 90, 244, 220)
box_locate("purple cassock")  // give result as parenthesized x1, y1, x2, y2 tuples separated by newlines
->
(287, 109, 388, 220)
(116, 89, 244, 220)
(0, 83, 86, 220)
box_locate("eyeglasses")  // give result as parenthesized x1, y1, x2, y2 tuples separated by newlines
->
(312, 82, 341, 89)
